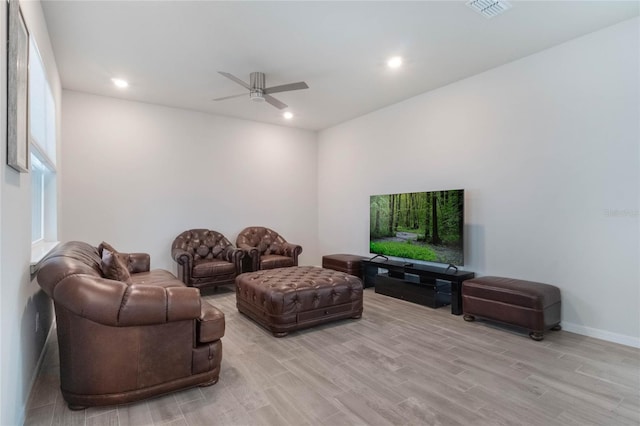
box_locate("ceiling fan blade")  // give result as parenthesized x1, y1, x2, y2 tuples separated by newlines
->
(264, 94, 288, 110)
(263, 81, 309, 95)
(218, 71, 250, 89)
(212, 93, 246, 101)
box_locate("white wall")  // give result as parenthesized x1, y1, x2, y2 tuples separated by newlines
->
(318, 18, 640, 347)
(1, 1, 61, 425)
(61, 91, 319, 271)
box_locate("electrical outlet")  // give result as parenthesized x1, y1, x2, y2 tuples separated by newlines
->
(35, 312, 39, 333)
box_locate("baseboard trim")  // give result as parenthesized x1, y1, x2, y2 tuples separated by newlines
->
(561, 321, 640, 348)
(20, 320, 56, 425)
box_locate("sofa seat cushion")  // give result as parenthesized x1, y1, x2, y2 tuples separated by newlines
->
(260, 255, 295, 270)
(192, 259, 235, 278)
(198, 302, 225, 343)
(130, 270, 186, 288)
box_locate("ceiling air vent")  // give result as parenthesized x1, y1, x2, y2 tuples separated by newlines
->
(466, 0, 512, 18)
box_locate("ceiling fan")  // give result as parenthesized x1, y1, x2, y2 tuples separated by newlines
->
(213, 71, 309, 110)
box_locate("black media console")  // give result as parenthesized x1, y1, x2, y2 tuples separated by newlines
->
(361, 259, 474, 315)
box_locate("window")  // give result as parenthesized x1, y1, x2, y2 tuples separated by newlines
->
(29, 37, 57, 257)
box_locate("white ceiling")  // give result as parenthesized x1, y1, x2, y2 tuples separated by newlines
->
(41, 1, 638, 131)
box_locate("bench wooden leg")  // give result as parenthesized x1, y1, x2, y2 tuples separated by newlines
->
(529, 331, 544, 341)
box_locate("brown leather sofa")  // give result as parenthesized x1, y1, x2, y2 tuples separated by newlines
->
(236, 226, 303, 272)
(37, 241, 225, 409)
(171, 229, 244, 290)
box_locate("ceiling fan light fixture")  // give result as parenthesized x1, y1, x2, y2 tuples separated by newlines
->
(283, 112, 293, 120)
(250, 90, 265, 102)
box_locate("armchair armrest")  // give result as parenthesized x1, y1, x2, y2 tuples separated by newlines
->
(126, 253, 150, 273)
(220, 246, 245, 274)
(236, 243, 259, 257)
(237, 243, 260, 272)
(282, 242, 303, 264)
(171, 248, 193, 284)
(172, 248, 193, 265)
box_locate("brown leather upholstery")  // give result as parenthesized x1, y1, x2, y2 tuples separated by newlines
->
(172, 229, 243, 289)
(37, 241, 225, 409)
(322, 254, 368, 277)
(462, 276, 561, 340)
(235, 227, 302, 272)
(235, 266, 363, 336)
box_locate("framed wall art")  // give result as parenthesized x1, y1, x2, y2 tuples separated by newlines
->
(7, 0, 30, 173)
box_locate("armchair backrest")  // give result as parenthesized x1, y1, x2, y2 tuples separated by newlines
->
(172, 229, 233, 261)
(236, 227, 287, 255)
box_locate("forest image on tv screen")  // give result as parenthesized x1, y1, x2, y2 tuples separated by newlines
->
(370, 189, 464, 265)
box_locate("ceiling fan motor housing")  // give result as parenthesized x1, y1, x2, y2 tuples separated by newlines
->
(249, 72, 266, 101)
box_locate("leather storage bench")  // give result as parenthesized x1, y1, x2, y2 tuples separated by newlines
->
(235, 266, 363, 337)
(462, 276, 561, 341)
(322, 254, 367, 278)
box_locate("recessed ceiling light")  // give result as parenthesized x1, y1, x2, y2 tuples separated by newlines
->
(387, 56, 403, 69)
(283, 112, 293, 120)
(111, 78, 128, 88)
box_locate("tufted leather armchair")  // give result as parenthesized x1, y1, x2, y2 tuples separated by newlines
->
(236, 226, 303, 272)
(172, 229, 244, 290)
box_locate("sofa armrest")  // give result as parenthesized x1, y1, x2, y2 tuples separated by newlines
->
(119, 285, 201, 326)
(53, 275, 201, 326)
(197, 302, 225, 343)
(126, 253, 150, 273)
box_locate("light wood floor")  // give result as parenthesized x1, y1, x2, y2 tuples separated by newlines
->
(25, 288, 640, 426)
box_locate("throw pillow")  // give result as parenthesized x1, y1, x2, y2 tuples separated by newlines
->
(98, 241, 118, 258)
(100, 244, 132, 284)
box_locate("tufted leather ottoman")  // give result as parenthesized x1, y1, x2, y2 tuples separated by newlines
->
(235, 266, 363, 337)
(462, 276, 561, 341)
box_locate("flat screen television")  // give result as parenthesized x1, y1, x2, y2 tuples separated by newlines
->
(370, 189, 464, 266)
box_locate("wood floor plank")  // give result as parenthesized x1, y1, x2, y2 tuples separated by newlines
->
(117, 402, 154, 426)
(145, 394, 184, 425)
(23, 403, 55, 426)
(86, 410, 119, 426)
(248, 404, 290, 426)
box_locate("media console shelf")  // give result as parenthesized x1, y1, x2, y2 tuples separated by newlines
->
(361, 259, 474, 315)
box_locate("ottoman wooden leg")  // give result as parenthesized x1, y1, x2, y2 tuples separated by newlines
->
(463, 314, 475, 322)
(529, 331, 544, 341)
(273, 331, 289, 338)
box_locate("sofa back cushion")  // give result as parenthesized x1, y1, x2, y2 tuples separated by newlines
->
(37, 241, 103, 297)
